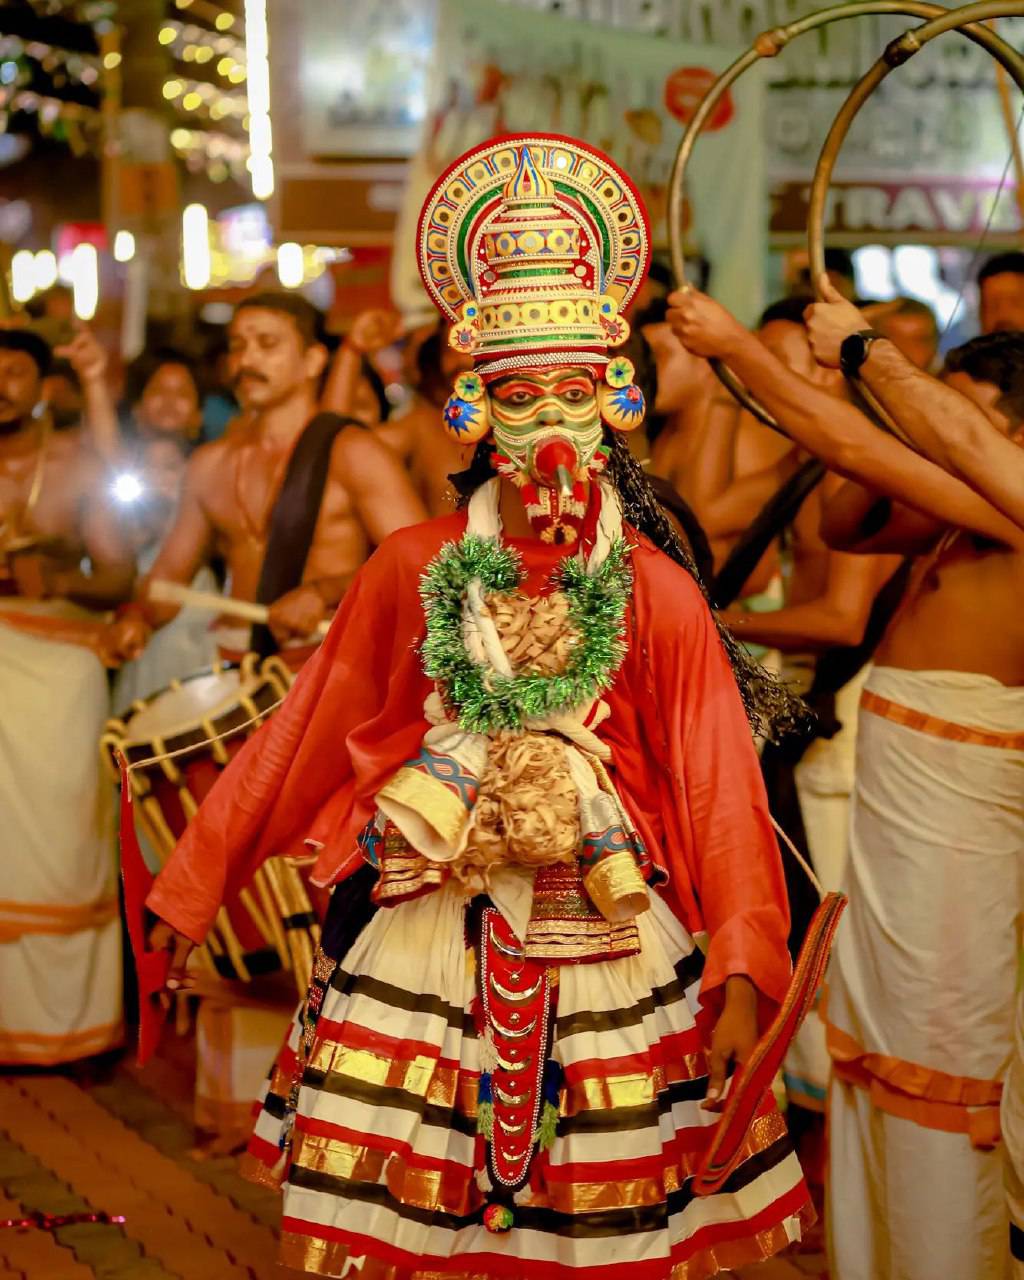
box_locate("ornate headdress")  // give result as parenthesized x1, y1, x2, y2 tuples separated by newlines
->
(416, 135, 806, 742)
(417, 134, 652, 445)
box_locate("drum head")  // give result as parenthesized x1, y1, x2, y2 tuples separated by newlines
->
(120, 666, 244, 746)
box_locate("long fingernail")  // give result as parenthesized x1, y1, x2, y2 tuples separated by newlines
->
(167, 978, 180, 990)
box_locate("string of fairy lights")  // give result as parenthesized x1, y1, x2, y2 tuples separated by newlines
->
(0, 1, 271, 196)
(3, 0, 319, 310)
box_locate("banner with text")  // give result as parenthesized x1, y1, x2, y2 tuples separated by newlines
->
(391, 0, 766, 323)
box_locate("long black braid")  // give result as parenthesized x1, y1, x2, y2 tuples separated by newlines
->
(449, 432, 807, 742)
(604, 432, 806, 741)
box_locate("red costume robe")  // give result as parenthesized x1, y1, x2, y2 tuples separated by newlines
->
(147, 514, 810, 1278)
(150, 515, 790, 1011)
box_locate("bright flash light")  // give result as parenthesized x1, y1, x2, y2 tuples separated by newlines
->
(276, 241, 303, 289)
(70, 243, 99, 320)
(182, 202, 211, 290)
(112, 472, 144, 504)
(113, 230, 136, 262)
(33, 249, 57, 291)
(11, 249, 35, 303)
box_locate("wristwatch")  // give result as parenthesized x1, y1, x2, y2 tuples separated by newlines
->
(839, 328, 883, 378)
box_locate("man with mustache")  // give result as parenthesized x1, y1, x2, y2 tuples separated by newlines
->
(104, 294, 426, 1147)
(0, 328, 134, 1067)
(106, 292, 427, 664)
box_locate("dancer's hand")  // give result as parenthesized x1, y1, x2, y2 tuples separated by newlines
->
(148, 919, 196, 995)
(703, 974, 759, 1112)
(667, 288, 749, 360)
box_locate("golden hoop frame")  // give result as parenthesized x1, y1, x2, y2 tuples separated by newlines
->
(667, 2, 1024, 433)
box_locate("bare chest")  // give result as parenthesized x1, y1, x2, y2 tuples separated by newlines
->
(202, 441, 366, 586)
(880, 538, 1024, 683)
(0, 448, 82, 548)
(783, 494, 829, 604)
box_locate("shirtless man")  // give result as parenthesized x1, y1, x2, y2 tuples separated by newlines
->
(646, 299, 791, 597)
(836, 300, 1024, 1279)
(806, 285, 1024, 532)
(670, 286, 1024, 1280)
(0, 328, 135, 1067)
(0, 333, 133, 608)
(666, 299, 897, 1138)
(324, 313, 473, 515)
(105, 294, 427, 1148)
(695, 299, 899, 655)
(107, 293, 427, 659)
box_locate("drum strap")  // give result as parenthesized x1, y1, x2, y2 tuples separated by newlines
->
(251, 411, 363, 658)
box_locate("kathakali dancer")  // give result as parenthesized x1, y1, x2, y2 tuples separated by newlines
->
(143, 134, 812, 1277)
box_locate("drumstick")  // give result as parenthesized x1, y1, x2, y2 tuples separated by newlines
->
(147, 579, 331, 636)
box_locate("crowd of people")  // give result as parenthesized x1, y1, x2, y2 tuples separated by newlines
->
(2, 194, 1024, 1278)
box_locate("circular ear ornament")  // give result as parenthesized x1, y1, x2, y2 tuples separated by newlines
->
(599, 357, 646, 433)
(442, 370, 490, 444)
(605, 356, 635, 389)
(598, 294, 630, 347)
(449, 302, 480, 355)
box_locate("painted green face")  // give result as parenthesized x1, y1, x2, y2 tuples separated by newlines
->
(488, 366, 603, 481)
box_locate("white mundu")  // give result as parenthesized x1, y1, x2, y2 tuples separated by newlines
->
(826, 665, 1024, 1280)
(0, 603, 121, 1064)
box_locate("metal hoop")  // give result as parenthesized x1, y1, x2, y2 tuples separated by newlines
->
(667, 2, 1024, 433)
(808, 1, 1024, 435)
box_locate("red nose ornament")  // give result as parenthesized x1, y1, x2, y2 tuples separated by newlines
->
(533, 438, 579, 496)
(521, 437, 590, 545)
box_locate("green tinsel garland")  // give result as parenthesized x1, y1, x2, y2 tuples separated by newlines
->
(419, 533, 633, 734)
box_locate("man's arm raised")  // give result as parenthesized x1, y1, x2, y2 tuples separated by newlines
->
(666, 289, 1024, 550)
(805, 276, 1024, 532)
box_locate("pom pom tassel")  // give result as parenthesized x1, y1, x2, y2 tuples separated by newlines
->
(483, 1203, 514, 1234)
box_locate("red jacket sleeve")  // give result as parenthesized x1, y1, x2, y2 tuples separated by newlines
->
(146, 524, 438, 944)
(634, 545, 791, 1019)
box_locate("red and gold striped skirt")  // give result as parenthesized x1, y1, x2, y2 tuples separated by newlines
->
(243, 877, 811, 1279)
